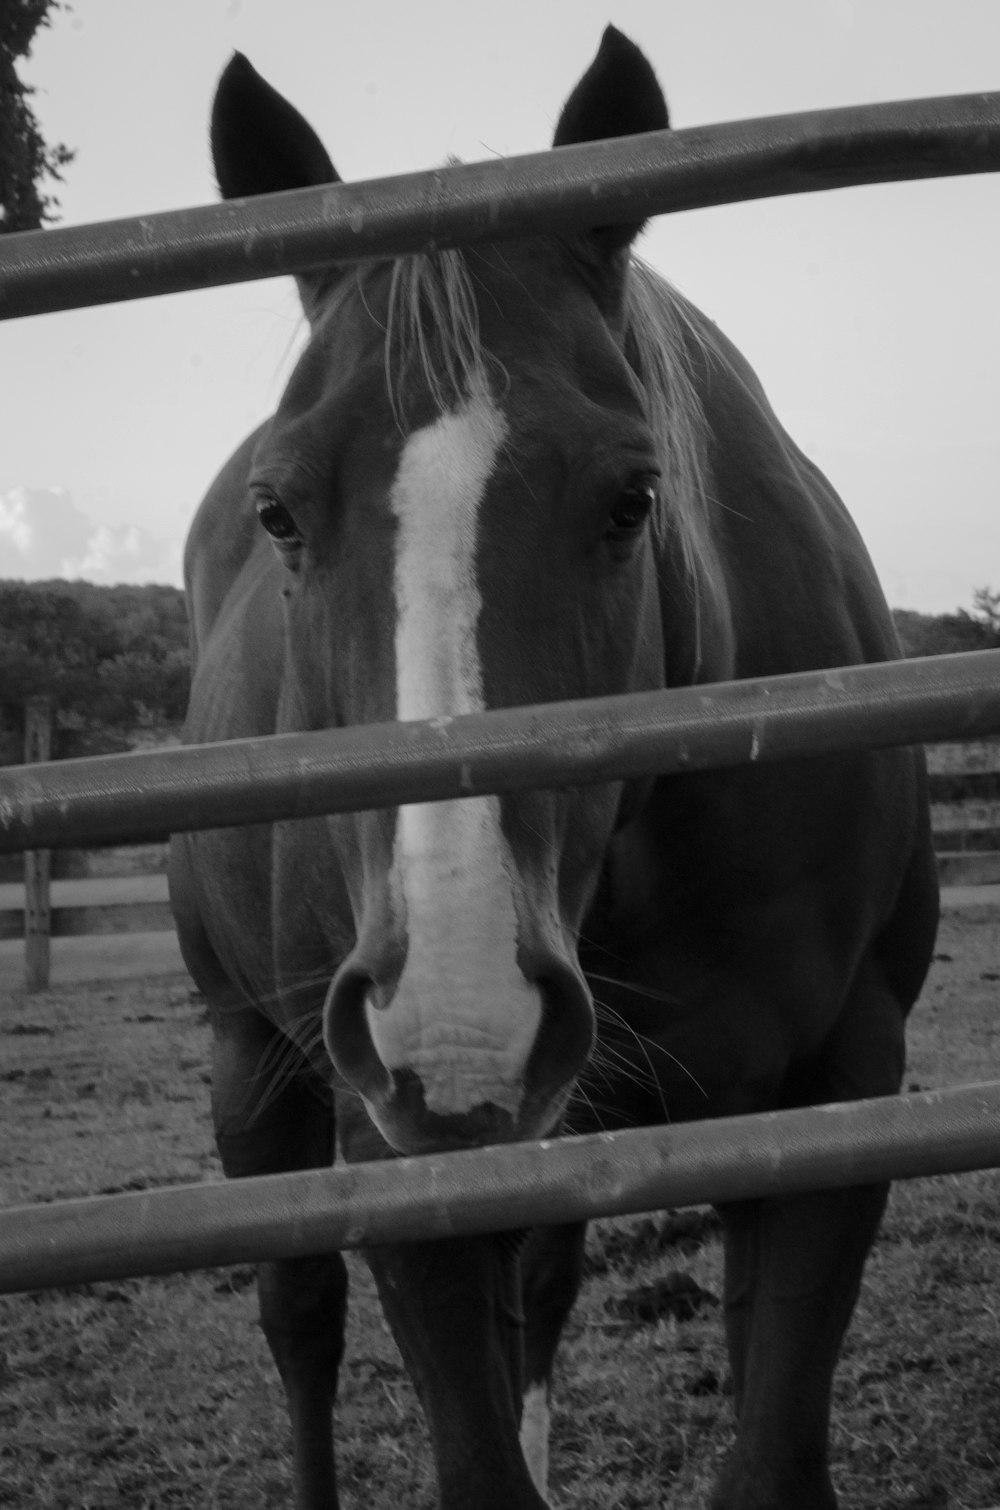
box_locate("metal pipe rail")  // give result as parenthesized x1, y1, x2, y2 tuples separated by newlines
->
(1, 92, 999, 319)
(2, 1081, 999, 1295)
(1, 649, 999, 854)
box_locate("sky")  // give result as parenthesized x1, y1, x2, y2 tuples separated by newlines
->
(1, 0, 998, 612)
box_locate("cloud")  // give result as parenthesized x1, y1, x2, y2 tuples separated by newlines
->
(0, 487, 182, 585)
(0, 489, 34, 555)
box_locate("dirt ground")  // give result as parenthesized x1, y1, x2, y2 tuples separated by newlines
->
(0, 902, 998, 1508)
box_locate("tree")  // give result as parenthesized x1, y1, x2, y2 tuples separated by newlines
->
(971, 586, 1000, 633)
(893, 588, 1000, 658)
(0, 1, 73, 233)
(0, 579, 191, 733)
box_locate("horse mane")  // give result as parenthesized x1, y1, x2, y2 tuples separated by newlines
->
(623, 257, 727, 670)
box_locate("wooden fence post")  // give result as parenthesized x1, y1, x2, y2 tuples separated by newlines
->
(24, 696, 52, 993)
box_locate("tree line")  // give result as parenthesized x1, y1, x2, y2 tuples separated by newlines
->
(892, 588, 1000, 659)
(0, 579, 190, 759)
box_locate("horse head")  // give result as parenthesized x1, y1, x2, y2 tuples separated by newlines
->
(209, 29, 711, 1155)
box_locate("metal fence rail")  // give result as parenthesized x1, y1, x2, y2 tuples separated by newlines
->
(2, 1082, 999, 1295)
(1, 92, 999, 319)
(2, 649, 1000, 853)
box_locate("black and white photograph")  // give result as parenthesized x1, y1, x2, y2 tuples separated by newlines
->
(2, 3, 999, 1506)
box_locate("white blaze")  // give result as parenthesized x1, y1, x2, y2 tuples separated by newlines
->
(367, 388, 541, 1118)
(520, 1382, 551, 1499)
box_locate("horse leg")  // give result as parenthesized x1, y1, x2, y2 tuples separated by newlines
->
(362, 1235, 547, 1510)
(711, 962, 906, 1510)
(256, 1254, 347, 1508)
(714, 1182, 886, 1510)
(332, 1094, 546, 1509)
(210, 1000, 346, 1510)
(518, 1222, 588, 1498)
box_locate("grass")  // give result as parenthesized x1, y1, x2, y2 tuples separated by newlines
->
(1, 907, 999, 1507)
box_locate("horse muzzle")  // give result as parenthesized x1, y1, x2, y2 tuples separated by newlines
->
(323, 948, 594, 1154)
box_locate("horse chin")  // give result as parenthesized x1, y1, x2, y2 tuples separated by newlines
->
(363, 1071, 571, 1156)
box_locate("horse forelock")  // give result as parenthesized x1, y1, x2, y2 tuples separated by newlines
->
(312, 249, 498, 433)
(384, 248, 500, 429)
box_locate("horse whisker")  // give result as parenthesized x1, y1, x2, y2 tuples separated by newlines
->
(593, 996, 707, 1112)
(587, 971, 681, 1006)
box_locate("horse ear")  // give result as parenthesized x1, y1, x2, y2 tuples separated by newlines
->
(212, 53, 338, 198)
(553, 26, 669, 258)
(211, 53, 341, 321)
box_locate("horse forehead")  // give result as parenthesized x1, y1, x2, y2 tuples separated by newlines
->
(390, 392, 508, 530)
(263, 258, 641, 491)
(262, 338, 400, 479)
(476, 303, 644, 429)
(473, 241, 626, 343)
(389, 396, 507, 586)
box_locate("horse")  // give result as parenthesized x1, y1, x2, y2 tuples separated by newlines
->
(169, 26, 939, 1510)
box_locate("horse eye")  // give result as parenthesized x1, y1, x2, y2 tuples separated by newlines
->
(256, 496, 302, 547)
(608, 475, 658, 537)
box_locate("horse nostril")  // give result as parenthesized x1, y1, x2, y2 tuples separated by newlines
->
(326, 941, 593, 1149)
(526, 957, 595, 1097)
(323, 964, 391, 1102)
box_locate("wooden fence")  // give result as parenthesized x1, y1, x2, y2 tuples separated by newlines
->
(928, 738, 1000, 885)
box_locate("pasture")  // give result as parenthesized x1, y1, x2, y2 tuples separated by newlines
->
(1, 901, 998, 1509)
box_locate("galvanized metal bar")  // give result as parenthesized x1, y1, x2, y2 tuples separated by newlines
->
(1, 650, 998, 855)
(1, 92, 999, 320)
(2, 1080, 999, 1294)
